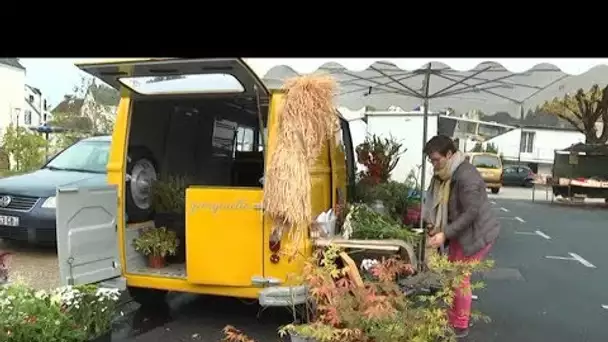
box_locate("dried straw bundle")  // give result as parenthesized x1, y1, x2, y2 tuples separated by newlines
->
(264, 74, 339, 245)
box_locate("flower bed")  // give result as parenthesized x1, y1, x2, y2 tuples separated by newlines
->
(0, 283, 120, 342)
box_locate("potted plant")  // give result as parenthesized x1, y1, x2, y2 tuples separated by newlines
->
(132, 226, 180, 268)
(150, 174, 189, 262)
(0, 283, 121, 341)
(355, 134, 404, 186)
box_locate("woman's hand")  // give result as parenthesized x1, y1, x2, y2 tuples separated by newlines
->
(428, 232, 446, 248)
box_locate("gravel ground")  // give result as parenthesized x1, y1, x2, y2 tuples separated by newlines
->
(1, 239, 60, 290)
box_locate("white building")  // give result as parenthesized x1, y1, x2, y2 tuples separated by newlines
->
(23, 84, 51, 127)
(345, 107, 439, 189)
(483, 126, 585, 175)
(0, 59, 26, 133)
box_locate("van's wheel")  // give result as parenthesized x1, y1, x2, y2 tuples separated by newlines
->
(491, 188, 500, 194)
(126, 146, 158, 223)
(127, 286, 167, 307)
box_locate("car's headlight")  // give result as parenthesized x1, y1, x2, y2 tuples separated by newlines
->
(42, 196, 56, 209)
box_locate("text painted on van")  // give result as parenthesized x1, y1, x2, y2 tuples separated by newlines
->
(190, 201, 261, 215)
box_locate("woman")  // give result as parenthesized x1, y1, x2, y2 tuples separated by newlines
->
(422, 135, 500, 338)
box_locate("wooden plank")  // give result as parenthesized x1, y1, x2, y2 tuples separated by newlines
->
(314, 238, 418, 269)
(339, 252, 364, 288)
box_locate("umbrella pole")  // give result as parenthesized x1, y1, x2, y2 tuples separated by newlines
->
(418, 63, 432, 271)
(45, 132, 49, 162)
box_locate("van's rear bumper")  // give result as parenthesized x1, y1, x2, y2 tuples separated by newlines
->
(258, 285, 308, 306)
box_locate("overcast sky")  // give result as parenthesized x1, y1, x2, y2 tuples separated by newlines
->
(20, 58, 87, 108)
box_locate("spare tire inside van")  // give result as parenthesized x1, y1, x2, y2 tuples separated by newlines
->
(126, 146, 158, 222)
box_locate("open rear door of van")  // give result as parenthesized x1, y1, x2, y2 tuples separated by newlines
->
(74, 58, 269, 96)
(55, 185, 125, 290)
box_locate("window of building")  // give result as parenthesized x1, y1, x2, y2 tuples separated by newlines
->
(24, 110, 32, 125)
(520, 131, 535, 153)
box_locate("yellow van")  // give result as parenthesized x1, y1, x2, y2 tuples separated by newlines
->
(467, 152, 503, 194)
(54, 58, 355, 308)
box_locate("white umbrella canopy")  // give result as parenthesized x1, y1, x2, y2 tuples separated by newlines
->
(244, 58, 608, 241)
(245, 58, 608, 115)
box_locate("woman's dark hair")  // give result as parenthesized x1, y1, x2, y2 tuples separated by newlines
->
(423, 135, 457, 156)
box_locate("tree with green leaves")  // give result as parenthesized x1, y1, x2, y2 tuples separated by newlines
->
(471, 142, 499, 154)
(2, 125, 47, 174)
(541, 84, 608, 144)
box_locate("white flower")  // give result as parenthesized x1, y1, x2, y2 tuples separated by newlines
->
(360, 258, 380, 271)
(96, 287, 120, 302)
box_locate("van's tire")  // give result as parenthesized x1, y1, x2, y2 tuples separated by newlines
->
(491, 188, 500, 194)
(126, 146, 158, 223)
(127, 286, 167, 307)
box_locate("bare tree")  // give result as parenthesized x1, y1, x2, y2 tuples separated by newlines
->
(541, 84, 608, 144)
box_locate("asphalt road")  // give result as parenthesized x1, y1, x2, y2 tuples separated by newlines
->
(466, 190, 608, 342)
(5, 186, 608, 341)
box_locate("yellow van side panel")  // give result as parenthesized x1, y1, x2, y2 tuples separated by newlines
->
(262, 91, 331, 285)
(329, 128, 347, 210)
(108, 97, 130, 274)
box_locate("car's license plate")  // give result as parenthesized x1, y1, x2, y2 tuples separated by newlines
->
(0, 215, 19, 227)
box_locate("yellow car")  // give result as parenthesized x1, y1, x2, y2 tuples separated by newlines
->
(467, 152, 503, 194)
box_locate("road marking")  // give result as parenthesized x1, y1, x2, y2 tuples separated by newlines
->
(472, 294, 478, 300)
(546, 256, 573, 261)
(514, 230, 551, 240)
(569, 253, 596, 268)
(490, 201, 496, 205)
(499, 216, 517, 220)
(500, 207, 509, 212)
(515, 216, 526, 223)
(602, 304, 608, 310)
(545, 253, 596, 268)
(535, 230, 551, 240)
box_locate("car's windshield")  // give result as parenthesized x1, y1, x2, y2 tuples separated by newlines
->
(45, 140, 110, 173)
(471, 155, 501, 169)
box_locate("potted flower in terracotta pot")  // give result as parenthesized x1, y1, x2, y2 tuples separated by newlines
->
(151, 174, 189, 263)
(133, 226, 180, 268)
